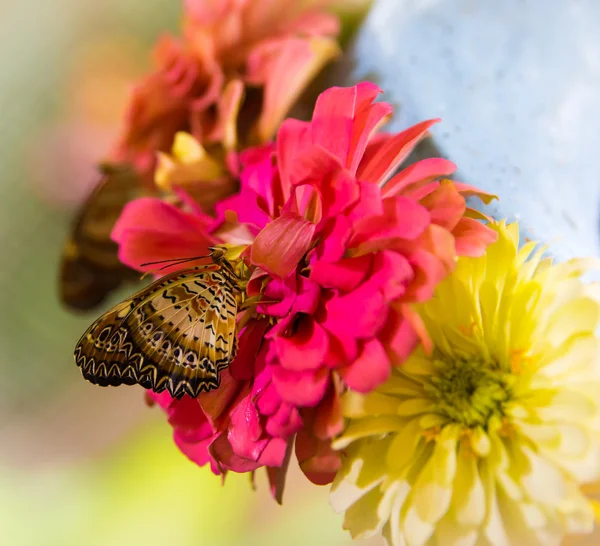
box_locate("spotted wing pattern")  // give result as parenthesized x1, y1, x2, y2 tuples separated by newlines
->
(60, 164, 146, 311)
(74, 266, 239, 398)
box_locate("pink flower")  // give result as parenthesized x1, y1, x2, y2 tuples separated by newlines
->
(111, 0, 340, 189)
(113, 83, 497, 490)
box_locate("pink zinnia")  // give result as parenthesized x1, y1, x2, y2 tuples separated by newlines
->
(114, 83, 497, 494)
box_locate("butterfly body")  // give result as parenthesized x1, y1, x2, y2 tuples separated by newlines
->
(74, 259, 240, 399)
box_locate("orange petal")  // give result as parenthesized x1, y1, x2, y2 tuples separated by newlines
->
(420, 180, 466, 231)
(453, 217, 499, 257)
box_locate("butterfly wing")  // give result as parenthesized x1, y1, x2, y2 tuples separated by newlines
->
(74, 267, 239, 398)
(60, 163, 146, 311)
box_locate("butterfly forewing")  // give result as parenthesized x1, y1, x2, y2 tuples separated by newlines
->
(74, 265, 239, 398)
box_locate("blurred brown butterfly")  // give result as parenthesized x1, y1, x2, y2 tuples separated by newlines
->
(59, 163, 148, 310)
(74, 248, 240, 399)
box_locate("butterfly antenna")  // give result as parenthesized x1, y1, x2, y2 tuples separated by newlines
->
(139, 255, 211, 270)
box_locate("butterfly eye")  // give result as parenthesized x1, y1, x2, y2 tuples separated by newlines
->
(143, 323, 153, 333)
(152, 332, 163, 343)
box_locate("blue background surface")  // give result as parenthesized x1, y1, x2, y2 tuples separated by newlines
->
(348, 0, 600, 261)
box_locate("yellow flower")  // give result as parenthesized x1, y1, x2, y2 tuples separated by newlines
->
(330, 221, 600, 546)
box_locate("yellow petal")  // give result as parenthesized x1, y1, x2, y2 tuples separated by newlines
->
(342, 486, 385, 539)
(333, 416, 405, 450)
(452, 445, 486, 527)
(342, 390, 405, 419)
(386, 418, 425, 473)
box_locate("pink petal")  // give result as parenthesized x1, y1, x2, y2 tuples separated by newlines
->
(216, 155, 273, 230)
(285, 183, 323, 224)
(310, 215, 351, 263)
(256, 438, 288, 467)
(183, 0, 228, 24)
(323, 329, 358, 368)
(295, 429, 340, 485)
(286, 142, 343, 188)
(112, 197, 212, 240)
(230, 319, 270, 381)
(227, 393, 289, 467)
(352, 196, 431, 249)
(402, 248, 448, 302)
(252, 36, 340, 143)
(276, 118, 312, 198)
(266, 438, 294, 505)
(256, 275, 297, 317)
(357, 119, 441, 185)
(345, 180, 384, 223)
(453, 217, 499, 257)
(318, 168, 360, 219)
(274, 317, 329, 372)
(310, 85, 359, 165)
(209, 434, 264, 473)
(313, 386, 344, 440)
(228, 394, 265, 447)
(265, 403, 303, 438)
(293, 276, 321, 315)
(271, 366, 330, 407)
(310, 254, 372, 292)
(165, 398, 215, 443)
(339, 338, 391, 392)
(362, 250, 414, 300)
(208, 78, 244, 150)
(148, 390, 174, 411)
(196, 369, 242, 428)
(382, 158, 457, 198)
(406, 180, 440, 201)
(240, 143, 277, 216)
(379, 307, 422, 365)
(256, 381, 283, 417)
(324, 283, 388, 339)
(311, 82, 386, 169)
(347, 100, 393, 175)
(280, 10, 340, 37)
(400, 303, 433, 355)
(112, 197, 216, 271)
(250, 214, 316, 278)
(175, 431, 220, 474)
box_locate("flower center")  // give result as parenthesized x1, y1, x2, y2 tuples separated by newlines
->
(426, 354, 514, 429)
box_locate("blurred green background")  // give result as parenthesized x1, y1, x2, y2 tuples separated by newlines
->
(0, 2, 381, 545)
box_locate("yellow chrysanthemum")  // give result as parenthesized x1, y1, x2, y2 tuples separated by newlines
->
(330, 221, 600, 546)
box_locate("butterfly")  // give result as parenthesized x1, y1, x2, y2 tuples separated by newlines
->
(74, 248, 240, 399)
(60, 163, 148, 311)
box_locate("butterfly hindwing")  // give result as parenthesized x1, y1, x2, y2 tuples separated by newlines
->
(60, 164, 146, 311)
(74, 265, 239, 398)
